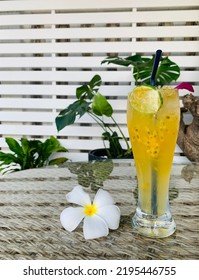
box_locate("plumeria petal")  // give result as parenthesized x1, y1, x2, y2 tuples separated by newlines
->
(66, 185, 91, 206)
(98, 205, 121, 229)
(60, 207, 85, 232)
(83, 215, 109, 239)
(175, 82, 194, 92)
(61, 187, 121, 239)
(93, 188, 115, 208)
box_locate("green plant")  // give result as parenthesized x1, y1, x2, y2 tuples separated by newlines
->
(56, 74, 131, 159)
(101, 54, 180, 86)
(55, 53, 181, 159)
(0, 136, 68, 174)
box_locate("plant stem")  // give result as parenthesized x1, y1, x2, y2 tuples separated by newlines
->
(87, 111, 114, 134)
(88, 111, 119, 157)
(88, 110, 130, 157)
(111, 116, 130, 150)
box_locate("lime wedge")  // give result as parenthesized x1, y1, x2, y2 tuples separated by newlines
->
(129, 85, 162, 114)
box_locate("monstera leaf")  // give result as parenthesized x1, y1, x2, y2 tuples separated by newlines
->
(155, 57, 180, 86)
(56, 75, 102, 132)
(92, 93, 113, 117)
(102, 55, 180, 86)
(56, 100, 90, 131)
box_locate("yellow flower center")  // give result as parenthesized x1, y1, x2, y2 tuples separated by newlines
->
(84, 203, 97, 217)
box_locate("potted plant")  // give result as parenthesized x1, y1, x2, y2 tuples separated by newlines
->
(55, 52, 193, 161)
(0, 136, 68, 174)
(55, 74, 132, 160)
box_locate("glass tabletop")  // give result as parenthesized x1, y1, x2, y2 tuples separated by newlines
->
(0, 159, 198, 260)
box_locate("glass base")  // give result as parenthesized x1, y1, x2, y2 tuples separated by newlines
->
(132, 207, 176, 238)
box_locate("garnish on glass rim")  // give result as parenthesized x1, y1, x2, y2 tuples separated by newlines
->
(129, 85, 162, 114)
(60, 186, 121, 240)
(175, 82, 194, 92)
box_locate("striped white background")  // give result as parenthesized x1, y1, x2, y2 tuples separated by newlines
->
(0, 0, 198, 161)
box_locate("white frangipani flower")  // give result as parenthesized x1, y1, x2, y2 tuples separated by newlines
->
(60, 185, 121, 240)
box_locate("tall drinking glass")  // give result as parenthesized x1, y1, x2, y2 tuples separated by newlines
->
(127, 86, 180, 237)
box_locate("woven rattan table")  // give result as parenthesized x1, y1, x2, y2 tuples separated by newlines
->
(0, 160, 198, 260)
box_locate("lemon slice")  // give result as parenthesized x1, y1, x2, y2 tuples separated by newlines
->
(129, 85, 162, 114)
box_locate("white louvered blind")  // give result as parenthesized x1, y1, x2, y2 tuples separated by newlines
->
(0, 0, 198, 161)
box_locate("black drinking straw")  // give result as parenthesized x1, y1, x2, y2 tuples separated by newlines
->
(150, 49, 162, 215)
(150, 49, 162, 86)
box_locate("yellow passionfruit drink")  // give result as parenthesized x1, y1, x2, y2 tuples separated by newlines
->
(129, 85, 163, 114)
